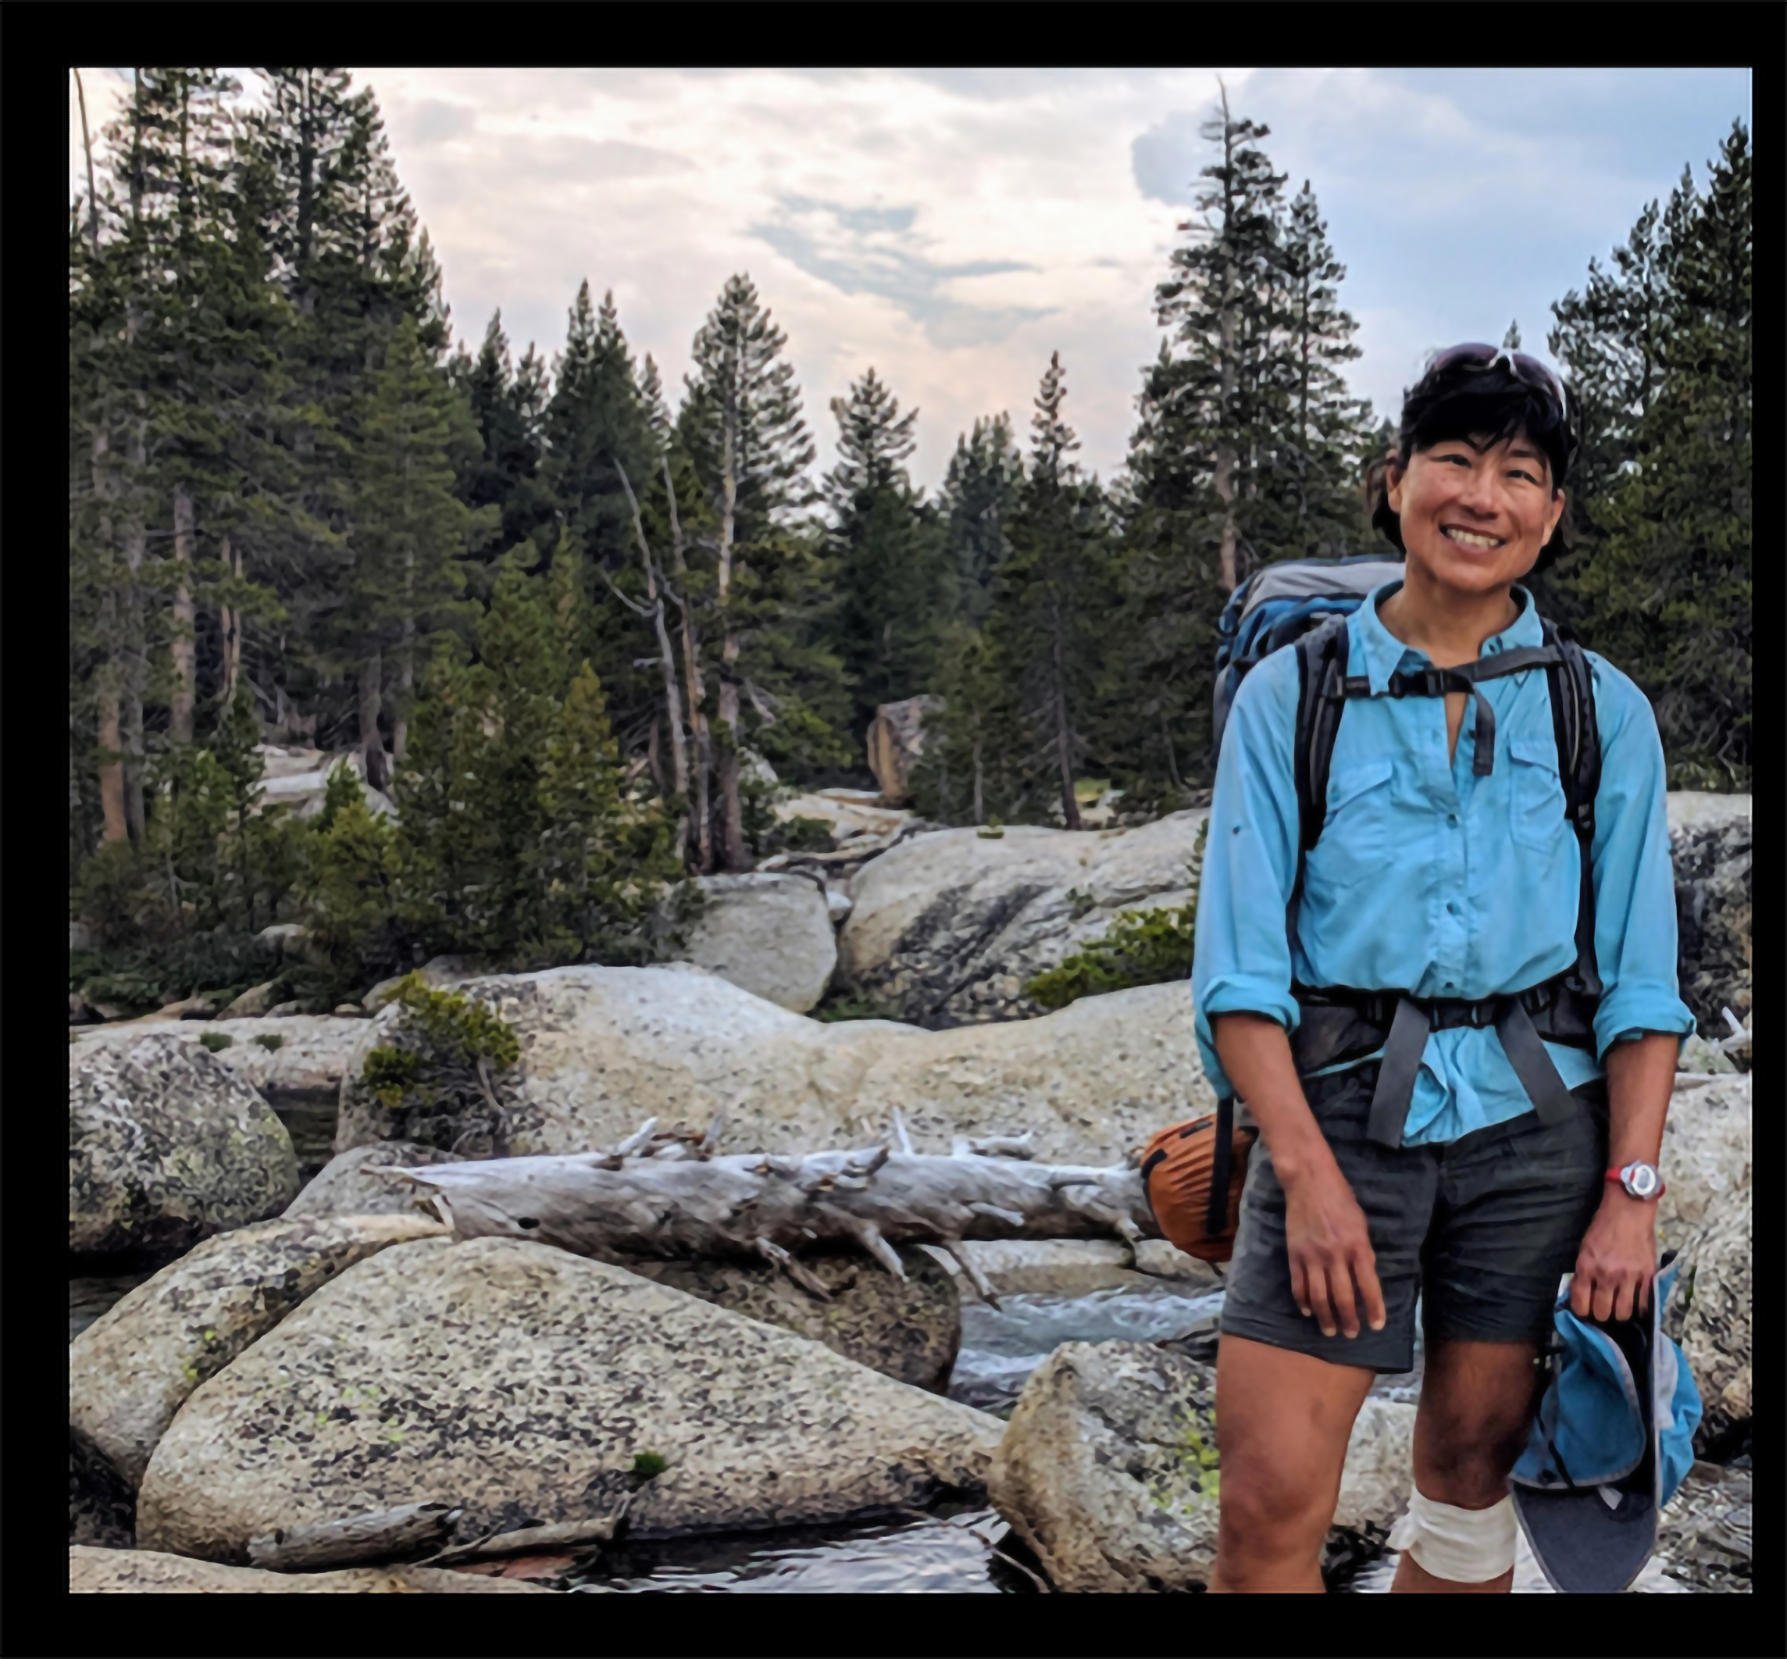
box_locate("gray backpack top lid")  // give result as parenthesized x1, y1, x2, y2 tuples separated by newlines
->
(1236, 558, 1407, 621)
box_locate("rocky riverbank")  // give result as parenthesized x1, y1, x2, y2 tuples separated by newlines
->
(68, 793, 1752, 1593)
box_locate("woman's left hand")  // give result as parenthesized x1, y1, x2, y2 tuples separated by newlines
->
(1570, 1194, 1657, 1323)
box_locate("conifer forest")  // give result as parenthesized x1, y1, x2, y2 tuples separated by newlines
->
(69, 71, 1752, 1009)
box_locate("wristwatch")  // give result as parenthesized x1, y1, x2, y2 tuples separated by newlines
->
(1606, 1161, 1665, 1200)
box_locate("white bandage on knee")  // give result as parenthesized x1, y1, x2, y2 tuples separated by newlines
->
(1386, 1489, 1517, 1582)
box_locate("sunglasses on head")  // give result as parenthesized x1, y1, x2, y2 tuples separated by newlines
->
(1427, 342, 1569, 413)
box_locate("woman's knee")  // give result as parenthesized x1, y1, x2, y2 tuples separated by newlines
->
(1218, 1450, 1338, 1563)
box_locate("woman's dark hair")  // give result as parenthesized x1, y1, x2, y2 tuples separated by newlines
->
(1370, 350, 1577, 572)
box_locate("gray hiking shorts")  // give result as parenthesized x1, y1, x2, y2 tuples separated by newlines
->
(1219, 1064, 1609, 1373)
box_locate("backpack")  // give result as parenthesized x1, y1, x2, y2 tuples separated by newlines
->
(1211, 555, 1409, 768)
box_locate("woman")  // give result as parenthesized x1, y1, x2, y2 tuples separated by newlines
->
(1191, 345, 1693, 1594)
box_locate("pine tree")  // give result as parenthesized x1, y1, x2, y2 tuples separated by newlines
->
(680, 273, 841, 871)
(937, 414, 1024, 629)
(984, 354, 1116, 831)
(1277, 182, 1373, 557)
(1502, 320, 1522, 350)
(822, 369, 953, 736)
(1564, 124, 1750, 786)
(453, 310, 553, 593)
(1153, 81, 1291, 592)
(339, 316, 496, 789)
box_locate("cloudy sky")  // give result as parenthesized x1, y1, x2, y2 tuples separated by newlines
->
(72, 67, 1751, 495)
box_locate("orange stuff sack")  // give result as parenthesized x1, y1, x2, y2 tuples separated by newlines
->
(1138, 1109, 1259, 1263)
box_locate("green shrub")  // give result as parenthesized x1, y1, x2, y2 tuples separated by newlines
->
(356, 977, 522, 1154)
(198, 1031, 235, 1053)
(253, 1033, 284, 1052)
(631, 1451, 669, 1480)
(1024, 819, 1207, 1011)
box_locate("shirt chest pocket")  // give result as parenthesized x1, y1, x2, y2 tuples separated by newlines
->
(1509, 735, 1566, 851)
(1309, 758, 1397, 891)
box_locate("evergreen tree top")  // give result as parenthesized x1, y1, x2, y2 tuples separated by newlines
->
(824, 367, 919, 512)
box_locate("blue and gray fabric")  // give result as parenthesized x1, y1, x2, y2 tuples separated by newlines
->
(1509, 1254, 1703, 1592)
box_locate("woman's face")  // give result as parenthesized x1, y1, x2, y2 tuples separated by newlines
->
(1386, 432, 1566, 597)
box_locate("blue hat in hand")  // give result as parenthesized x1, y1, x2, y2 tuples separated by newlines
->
(1509, 1252, 1703, 1593)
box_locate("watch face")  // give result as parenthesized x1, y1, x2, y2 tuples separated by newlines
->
(1626, 1164, 1659, 1198)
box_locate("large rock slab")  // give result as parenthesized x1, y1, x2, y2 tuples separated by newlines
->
(988, 1341, 1411, 1591)
(671, 871, 838, 1013)
(839, 811, 1205, 1028)
(1658, 1074, 1751, 1256)
(1670, 806, 1751, 1036)
(70, 1036, 299, 1259)
(138, 1237, 1005, 1560)
(283, 1143, 467, 1218)
(621, 1246, 960, 1392)
(71, 1017, 368, 1106)
(70, 1214, 447, 1491)
(1677, 1192, 1752, 1453)
(69, 1546, 547, 1594)
(333, 964, 1210, 1168)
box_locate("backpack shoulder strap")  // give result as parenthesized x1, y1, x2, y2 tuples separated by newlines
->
(1290, 615, 1353, 925)
(1540, 616, 1603, 998)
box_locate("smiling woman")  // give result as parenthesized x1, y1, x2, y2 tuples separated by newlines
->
(1192, 343, 1696, 1595)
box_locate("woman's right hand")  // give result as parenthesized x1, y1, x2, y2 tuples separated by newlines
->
(1279, 1156, 1387, 1340)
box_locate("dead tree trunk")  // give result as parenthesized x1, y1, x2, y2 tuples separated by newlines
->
(360, 650, 389, 793)
(716, 398, 748, 873)
(219, 533, 242, 707)
(377, 1120, 1158, 1307)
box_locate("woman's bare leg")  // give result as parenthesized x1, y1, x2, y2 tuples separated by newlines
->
(1388, 1339, 1543, 1594)
(1207, 1333, 1377, 1593)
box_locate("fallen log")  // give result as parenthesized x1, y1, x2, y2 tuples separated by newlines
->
(247, 1502, 463, 1571)
(371, 1116, 1160, 1305)
(420, 1495, 634, 1567)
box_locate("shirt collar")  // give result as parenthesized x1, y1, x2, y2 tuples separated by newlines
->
(1351, 580, 1543, 696)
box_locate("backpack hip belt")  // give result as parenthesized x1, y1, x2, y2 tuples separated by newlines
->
(1280, 609, 1605, 1150)
(1292, 976, 1601, 1148)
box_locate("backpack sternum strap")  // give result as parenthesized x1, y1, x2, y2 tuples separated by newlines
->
(1384, 645, 1566, 778)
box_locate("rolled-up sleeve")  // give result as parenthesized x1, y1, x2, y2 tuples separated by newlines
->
(1586, 658, 1697, 1056)
(1193, 655, 1303, 1097)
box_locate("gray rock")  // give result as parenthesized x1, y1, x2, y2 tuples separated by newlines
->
(71, 1017, 369, 1109)
(70, 992, 95, 1026)
(137, 1237, 1005, 1560)
(1657, 1074, 1751, 1256)
(69, 1036, 299, 1259)
(71, 919, 94, 952)
(950, 1238, 1222, 1299)
(1671, 809, 1751, 1039)
(1678, 1192, 1751, 1452)
(838, 810, 1206, 1028)
(70, 1546, 550, 1594)
(283, 1142, 467, 1218)
(70, 1213, 447, 1490)
(621, 1245, 960, 1392)
(668, 871, 837, 1013)
(866, 695, 944, 807)
(219, 980, 280, 1021)
(332, 964, 1210, 1169)
(988, 1340, 1412, 1591)
(257, 922, 312, 954)
(1678, 1033, 1738, 1074)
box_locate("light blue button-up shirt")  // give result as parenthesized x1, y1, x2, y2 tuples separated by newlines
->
(1192, 581, 1693, 1146)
